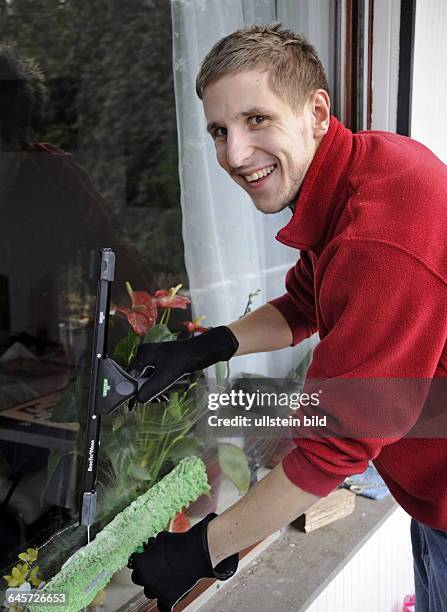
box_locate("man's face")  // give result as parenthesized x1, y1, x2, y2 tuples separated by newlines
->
(202, 69, 322, 214)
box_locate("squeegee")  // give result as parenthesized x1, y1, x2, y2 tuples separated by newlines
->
(79, 248, 187, 543)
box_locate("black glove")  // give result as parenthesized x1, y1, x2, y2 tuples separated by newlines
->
(128, 512, 239, 612)
(129, 326, 239, 403)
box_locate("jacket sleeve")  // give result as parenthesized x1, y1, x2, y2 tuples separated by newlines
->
(282, 238, 447, 496)
(269, 251, 318, 345)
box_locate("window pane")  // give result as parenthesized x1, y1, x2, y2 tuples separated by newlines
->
(0, 0, 189, 593)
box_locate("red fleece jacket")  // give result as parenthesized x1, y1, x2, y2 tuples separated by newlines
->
(270, 116, 447, 530)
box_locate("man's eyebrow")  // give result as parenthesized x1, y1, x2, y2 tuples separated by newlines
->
(206, 121, 219, 134)
(206, 108, 273, 134)
(238, 107, 272, 118)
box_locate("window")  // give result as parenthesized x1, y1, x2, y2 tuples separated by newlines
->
(0, 0, 189, 595)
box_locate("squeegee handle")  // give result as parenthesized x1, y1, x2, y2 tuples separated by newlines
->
(79, 248, 115, 528)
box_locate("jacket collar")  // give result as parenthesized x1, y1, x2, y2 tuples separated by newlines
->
(275, 116, 356, 251)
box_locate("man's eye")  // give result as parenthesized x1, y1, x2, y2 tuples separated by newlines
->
(213, 127, 227, 139)
(249, 115, 265, 125)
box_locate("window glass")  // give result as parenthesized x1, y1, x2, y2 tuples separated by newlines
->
(0, 0, 191, 594)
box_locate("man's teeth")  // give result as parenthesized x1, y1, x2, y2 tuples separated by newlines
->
(244, 165, 275, 182)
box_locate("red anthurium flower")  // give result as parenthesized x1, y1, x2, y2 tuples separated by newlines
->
(114, 283, 158, 336)
(169, 510, 190, 533)
(180, 316, 209, 334)
(154, 284, 191, 309)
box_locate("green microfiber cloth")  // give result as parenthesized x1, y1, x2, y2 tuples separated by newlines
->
(27, 456, 209, 612)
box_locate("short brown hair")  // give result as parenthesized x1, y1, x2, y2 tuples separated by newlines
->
(196, 23, 329, 110)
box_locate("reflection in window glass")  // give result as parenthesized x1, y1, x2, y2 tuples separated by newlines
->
(0, 0, 191, 595)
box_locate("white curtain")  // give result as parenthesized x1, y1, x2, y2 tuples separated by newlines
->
(276, 0, 335, 90)
(171, 0, 319, 377)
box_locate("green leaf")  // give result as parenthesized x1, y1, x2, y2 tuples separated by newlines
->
(112, 414, 125, 431)
(218, 443, 250, 495)
(214, 361, 228, 387)
(165, 437, 198, 463)
(127, 463, 153, 481)
(102, 427, 136, 461)
(143, 323, 177, 343)
(111, 333, 138, 368)
(165, 393, 183, 421)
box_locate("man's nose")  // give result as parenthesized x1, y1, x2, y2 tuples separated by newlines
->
(225, 130, 254, 170)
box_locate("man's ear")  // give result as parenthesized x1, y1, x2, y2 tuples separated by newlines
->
(310, 90, 331, 138)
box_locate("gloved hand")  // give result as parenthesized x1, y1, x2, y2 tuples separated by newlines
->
(129, 326, 239, 403)
(128, 512, 239, 612)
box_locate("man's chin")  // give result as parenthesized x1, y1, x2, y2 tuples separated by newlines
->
(251, 196, 291, 215)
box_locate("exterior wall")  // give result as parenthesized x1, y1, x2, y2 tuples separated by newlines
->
(305, 506, 414, 612)
(411, 0, 447, 162)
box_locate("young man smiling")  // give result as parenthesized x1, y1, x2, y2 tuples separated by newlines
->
(129, 24, 447, 612)
(202, 70, 329, 215)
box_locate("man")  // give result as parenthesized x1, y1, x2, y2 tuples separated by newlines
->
(129, 24, 447, 612)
